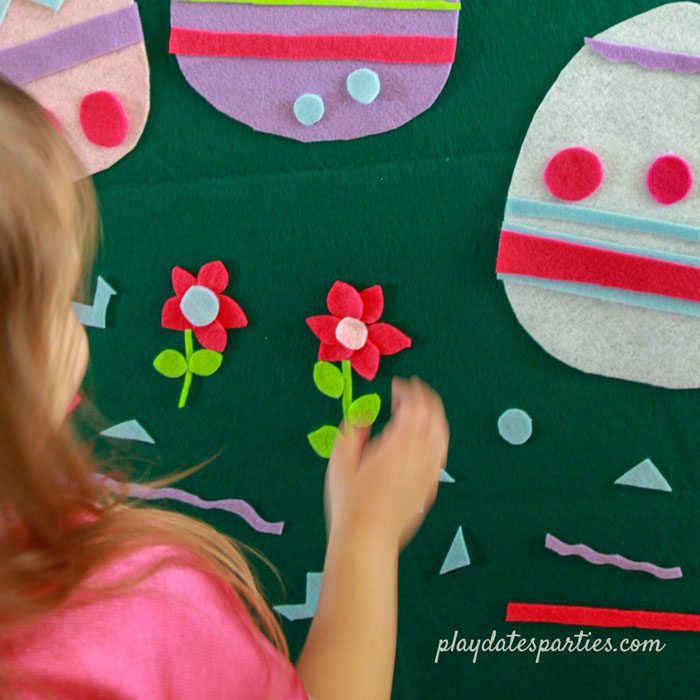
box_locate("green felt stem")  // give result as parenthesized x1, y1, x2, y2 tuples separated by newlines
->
(178, 329, 194, 409)
(341, 359, 353, 419)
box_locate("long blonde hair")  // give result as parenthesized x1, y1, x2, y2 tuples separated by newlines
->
(0, 79, 287, 687)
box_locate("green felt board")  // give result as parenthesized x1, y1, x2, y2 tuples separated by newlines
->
(86, 1, 700, 697)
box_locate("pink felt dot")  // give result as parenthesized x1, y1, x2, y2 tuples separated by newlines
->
(79, 91, 129, 148)
(544, 147, 604, 202)
(335, 317, 368, 350)
(647, 154, 693, 205)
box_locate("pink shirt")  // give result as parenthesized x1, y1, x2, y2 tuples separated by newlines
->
(3, 546, 310, 700)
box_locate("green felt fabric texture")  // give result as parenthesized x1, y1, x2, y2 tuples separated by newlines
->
(86, 1, 700, 697)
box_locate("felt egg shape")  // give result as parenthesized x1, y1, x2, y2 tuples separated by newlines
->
(0, 0, 150, 176)
(169, 0, 460, 142)
(496, 2, 700, 389)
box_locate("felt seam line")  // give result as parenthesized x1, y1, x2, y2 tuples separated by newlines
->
(497, 229, 700, 304)
(585, 36, 700, 74)
(175, 0, 461, 10)
(98, 476, 284, 535)
(506, 197, 700, 244)
(169, 28, 457, 64)
(506, 603, 700, 632)
(0, 4, 144, 86)
(545, 533, 682, 580)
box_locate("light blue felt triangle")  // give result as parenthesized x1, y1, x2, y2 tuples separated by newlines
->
(439, 469, 455, 483)
(439, 527, 470, 575)
(274, 572, 323, 621)
(100, 420, 155, 445)
(614, 459, 672, 493)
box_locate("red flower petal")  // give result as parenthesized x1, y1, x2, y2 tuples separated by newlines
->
(360, 285, 384, 324)
(368, 323, 412, 356)
(198, 261, 229, 293)
(172, 267, 196, 296)
(162, 297, 191, 330)
(194, 321, 228, 352)
(350, 341, 380, 380)
(218, 295, 248, 328)
(306, 315, 340, 344)
(319, 343, 353, 362)
(327, 281, 363, 319)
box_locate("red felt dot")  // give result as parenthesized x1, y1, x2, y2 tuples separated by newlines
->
(79, 91, 129, 148)
(647, 154, 693, 205)
(544, 146, 604, 202)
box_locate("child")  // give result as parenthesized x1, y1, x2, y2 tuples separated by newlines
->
(0, 79, 450, 700)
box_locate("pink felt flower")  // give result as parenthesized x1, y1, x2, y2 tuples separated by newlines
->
(161, 261, 248, 352)
(306, 281, 412, 380)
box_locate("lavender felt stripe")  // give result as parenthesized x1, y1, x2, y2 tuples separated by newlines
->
(0, 4, 143, 85)
(585, 36, 700, 74)
(545, 534, 683, 581)
(100, 476, 285, 535)
(172, 1, 457, 38)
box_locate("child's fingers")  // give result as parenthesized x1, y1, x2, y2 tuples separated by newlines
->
(329, 422, 370, 477)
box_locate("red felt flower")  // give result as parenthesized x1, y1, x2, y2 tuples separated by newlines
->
(306, 281, 412, 380)
(162, 261, 248, 352)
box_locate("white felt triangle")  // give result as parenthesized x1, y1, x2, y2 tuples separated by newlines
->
(614, 459, 672, 492)
(100, 420, 155, 445)
(439, 526, 470, 575)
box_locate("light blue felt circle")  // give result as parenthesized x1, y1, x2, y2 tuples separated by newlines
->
(293, 94, 324, 126)
(346, 68, 381, 105)
(498, 408, 533, 446)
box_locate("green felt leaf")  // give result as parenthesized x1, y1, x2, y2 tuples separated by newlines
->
(348, 394, 381, 427)
(308, 425, 339, 458)
(153, 349, 188, 379)
(189, 349, 223, 377)
(313, 361, 344, 399)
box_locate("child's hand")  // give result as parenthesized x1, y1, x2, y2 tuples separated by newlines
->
(324, 377, 449, 549)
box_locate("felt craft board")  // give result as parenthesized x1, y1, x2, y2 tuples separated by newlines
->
(88, 2, 700, 698)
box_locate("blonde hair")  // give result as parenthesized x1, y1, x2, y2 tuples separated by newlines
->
(0, 80, 287, 692)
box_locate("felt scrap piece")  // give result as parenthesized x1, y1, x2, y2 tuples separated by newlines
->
(543, 147, 603, 202)
(176, 0, 461, 10)
(647, 154, 693, 205)
(0, 0, 10, 25)
(274, 573, 323, 621)
(347, 67, 380, 104)
(585, 36, 700, 74)
(72, 276, 116, 329)
(506, 603, 700, 632)
(498, 408, 532, 446)
(615, 458, 672, 492)
(100, 420, 155, 445)
(68, 394, 81, 413)
(439, 469, 455, 483)
(0, 4, 144, 85)
(545, 533, 682, 580)
(80, 91, 129, 148)
(439, 526, 470, 574)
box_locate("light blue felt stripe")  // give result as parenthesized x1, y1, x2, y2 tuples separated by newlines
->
(505, 197, 700, 244)
(498, 273, 700, 319)
(501, 220, 700, 268)
(32, 0, 65, 9)
(0, 0, 11, 24)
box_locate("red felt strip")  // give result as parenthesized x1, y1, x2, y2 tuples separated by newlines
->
(497, 229, 700, 303)
(169, 27, 457, 64)
(506, 602, 700, 632)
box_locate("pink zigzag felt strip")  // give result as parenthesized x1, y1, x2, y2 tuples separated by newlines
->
(545, 533, 682, 580)
(99, 475, 285, 536)
(0, 4, 144, 86)
(585, 36, 700, 74)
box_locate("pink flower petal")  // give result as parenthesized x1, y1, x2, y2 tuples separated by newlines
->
(172, 267, 196, 296)
(326, 281, 363, 319)
(306, 315, 340, 344)
(368, 323, 412, 356)
(319, 343, 354, 362)
(218, 295, 248, 329)
(198, 261, 229, 293)
(350, 342, 380, 380)
(194, 321, 228, 352)
(360, 285, 384, 324)
(162, 297, 191, 330)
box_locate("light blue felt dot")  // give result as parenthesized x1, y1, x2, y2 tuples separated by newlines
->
(346, 68, 381, 105)
(293, 94, 324, 126)
(498, 408, 533, 446)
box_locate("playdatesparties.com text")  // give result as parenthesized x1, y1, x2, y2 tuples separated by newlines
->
(434, 630, 666, 664)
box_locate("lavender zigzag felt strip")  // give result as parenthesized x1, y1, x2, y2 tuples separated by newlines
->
(99, 476, 285, 535)
(585, 37, 700, 74)
(0, 4, 144, 85)
(545, 533, 682, 580)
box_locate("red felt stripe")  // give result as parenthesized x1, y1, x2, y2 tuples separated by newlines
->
(169, 27, 457, 64)
(506, 602, 700, 632)
(497, 229, 700, 303)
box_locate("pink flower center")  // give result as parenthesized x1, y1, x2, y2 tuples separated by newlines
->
(180, 285, 220, 327)
(335, 317, 368, 350)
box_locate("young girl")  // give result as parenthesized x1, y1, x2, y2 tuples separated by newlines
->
(0, 79, 450, 700)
